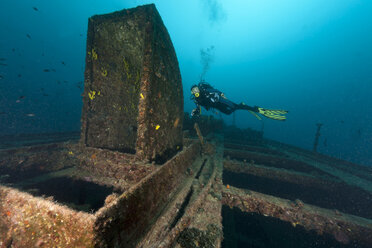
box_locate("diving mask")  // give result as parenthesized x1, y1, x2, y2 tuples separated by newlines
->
(191, 86, 200, 97)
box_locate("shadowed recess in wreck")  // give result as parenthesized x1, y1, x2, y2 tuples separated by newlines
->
(221, 205, 368, 248)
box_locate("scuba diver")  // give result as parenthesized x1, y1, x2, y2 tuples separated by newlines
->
(190, 82, 288, 121)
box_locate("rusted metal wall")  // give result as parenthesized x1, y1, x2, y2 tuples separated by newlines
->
(93, 142, 200, 248)
(81, 4, 183, 162)
(0, 186, 95, 247)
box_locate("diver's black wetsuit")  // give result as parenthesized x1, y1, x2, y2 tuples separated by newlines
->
(191, 83, 258, 115)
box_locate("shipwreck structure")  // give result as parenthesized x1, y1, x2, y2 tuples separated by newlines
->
(1, 4, 372, 248)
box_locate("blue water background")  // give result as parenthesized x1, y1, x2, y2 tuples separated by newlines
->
(0, 0, 371, 166)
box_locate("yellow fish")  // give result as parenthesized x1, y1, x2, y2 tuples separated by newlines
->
(173, 118, 179, 128)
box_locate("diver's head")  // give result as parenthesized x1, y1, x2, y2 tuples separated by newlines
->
(191, 85, 200, 98)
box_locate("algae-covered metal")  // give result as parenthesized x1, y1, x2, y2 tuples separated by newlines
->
(81, 4, 183, 163)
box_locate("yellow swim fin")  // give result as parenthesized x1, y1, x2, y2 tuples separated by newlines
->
(258, 108, 288, 121)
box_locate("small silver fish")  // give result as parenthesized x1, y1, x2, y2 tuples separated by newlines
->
(26, 113, 35, 117)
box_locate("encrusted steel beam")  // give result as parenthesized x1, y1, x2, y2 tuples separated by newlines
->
(224, 148, 334, 177)
(137, 141, 224, 248)
(222, 186, 372, 246)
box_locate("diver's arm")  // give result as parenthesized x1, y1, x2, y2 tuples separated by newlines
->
(204, 87, 228, 102)
(191, 103, 201, 117)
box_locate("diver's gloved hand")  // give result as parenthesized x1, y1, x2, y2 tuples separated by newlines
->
(258, 107, 288, 121)
(191, 108, 200, 117)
